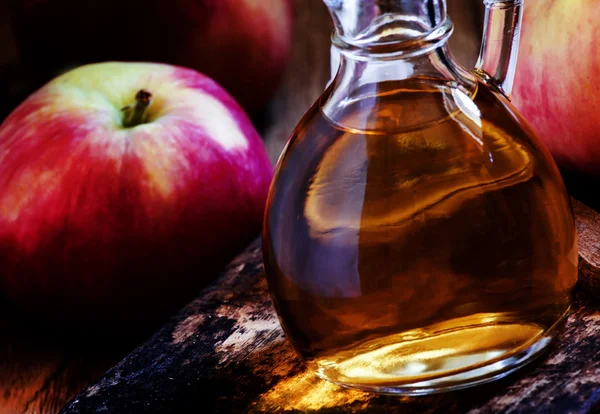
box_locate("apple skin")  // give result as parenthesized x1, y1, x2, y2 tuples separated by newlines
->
(9, 0, 293, 113)
(0, 62, 273, 330)
(512, 0, 600, 175)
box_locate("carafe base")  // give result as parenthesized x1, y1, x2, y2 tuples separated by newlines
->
(310, 309, 568, 396)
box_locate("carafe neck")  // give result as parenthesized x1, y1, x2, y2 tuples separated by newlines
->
(323, 0, 478, 125)
(325, 0, 451, 57)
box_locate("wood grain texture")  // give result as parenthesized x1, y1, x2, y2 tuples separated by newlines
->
(0, 311, 126, 414)
(574, 199, 600, 294)
(59, 208, 600, 414)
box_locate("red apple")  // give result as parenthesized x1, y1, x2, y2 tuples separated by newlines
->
(512, 0, 600, 175)
(0, 62, 273, 329)
(9, 0, 293, 113)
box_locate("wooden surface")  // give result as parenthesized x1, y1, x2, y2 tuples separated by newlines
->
(59, 203, 600, 413)
(574, 199, 600, 294)
(0, 325, 125, 414)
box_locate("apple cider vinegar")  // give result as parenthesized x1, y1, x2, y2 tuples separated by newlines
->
(264, 0, 577, 395)
(263, 77, 578, 394)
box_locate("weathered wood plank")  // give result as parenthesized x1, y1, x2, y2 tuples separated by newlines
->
(60, 199, 600, 413)
(574, 199, 600, 294)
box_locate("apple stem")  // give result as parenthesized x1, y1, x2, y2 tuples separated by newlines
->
(121, 90, 153, 128)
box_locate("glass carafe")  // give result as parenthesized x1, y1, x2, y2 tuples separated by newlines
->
(263, 0, 578, 395)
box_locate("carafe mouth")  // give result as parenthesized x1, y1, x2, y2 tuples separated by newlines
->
(325, 0, 453, 59)
(332, 17, 453, 60)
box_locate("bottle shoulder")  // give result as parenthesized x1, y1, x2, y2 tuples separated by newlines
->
(291, 76, 539, 143)
(277, 76, 560, 205)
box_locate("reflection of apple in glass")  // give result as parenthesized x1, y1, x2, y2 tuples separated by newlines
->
(10, 0, 293, 113)
(0, 62, 273, 329)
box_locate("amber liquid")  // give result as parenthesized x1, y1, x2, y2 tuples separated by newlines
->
(263, 78, 578, 393)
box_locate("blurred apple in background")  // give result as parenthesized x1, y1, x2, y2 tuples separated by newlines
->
(8, 0, 293, 114)
(0, 62, 273, 331)
(512, 0, 599, 177)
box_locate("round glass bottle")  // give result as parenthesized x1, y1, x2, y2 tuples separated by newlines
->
(263, 0, 578, 395)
